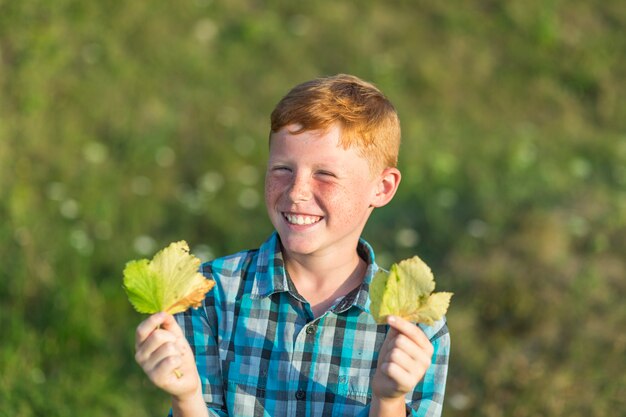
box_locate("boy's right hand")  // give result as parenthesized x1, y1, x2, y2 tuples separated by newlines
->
(135, 312, 200, 401)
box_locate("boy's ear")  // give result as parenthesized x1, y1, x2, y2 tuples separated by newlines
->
(371, 167, 401, 208)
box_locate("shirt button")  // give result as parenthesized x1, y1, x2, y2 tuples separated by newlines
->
(295, 390, 306, 400)
(305, 325, 317, 335)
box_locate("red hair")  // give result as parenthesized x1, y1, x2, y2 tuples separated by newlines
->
(270, 74, 401, 173)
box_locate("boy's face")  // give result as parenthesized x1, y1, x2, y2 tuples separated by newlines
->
(265, 123, 382, 259)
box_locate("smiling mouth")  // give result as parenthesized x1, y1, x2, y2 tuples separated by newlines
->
(282, 212, 323, 225)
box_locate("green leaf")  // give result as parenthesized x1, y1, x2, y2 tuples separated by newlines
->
(369, 256, 452, 325)
(123, 241, 215, 314)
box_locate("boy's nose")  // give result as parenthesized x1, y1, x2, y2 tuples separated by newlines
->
(288, 175, 312, 202)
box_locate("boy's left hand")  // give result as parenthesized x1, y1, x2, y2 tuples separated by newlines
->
(372, 315, 434, 400)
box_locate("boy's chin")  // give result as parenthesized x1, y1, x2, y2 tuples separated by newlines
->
(277, 233, 320, 256)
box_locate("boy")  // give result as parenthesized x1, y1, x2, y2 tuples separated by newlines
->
(135, 74, 450, 416)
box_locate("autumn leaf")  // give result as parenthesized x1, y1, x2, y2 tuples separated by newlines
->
(369, 256, 452, 325)
(123, 241, 215, 314)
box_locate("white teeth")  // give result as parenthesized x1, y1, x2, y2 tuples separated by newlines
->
(284, 213, 321, 225)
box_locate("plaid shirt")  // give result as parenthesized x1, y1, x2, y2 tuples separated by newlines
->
(172, 233, 449, 417)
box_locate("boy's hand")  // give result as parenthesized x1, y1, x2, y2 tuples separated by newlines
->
(135, 312, 201, 402)
(372, 315, 434, 402)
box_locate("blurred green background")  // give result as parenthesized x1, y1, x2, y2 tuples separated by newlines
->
(1, 1, 625, 416)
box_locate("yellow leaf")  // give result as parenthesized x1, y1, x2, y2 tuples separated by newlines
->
(123, 241, 215, 314)
(369, 256, 452, 325)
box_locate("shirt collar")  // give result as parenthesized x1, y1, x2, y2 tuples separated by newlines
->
(250, 232, 380, 313)
(250, 232, 289, 298)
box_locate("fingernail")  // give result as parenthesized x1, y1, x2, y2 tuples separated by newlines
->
(387, 315, 396, 324)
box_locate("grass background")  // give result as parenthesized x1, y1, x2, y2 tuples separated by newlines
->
(1, 1, 625, 416)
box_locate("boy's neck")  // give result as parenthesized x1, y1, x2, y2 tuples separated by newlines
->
(284, 248, 367, 318)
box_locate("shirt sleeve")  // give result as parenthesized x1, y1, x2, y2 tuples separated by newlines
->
(407, 318, 450, 417)
(169, 281, 229, 417)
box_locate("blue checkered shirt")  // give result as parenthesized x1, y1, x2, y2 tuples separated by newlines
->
(172, 232, 449, 416)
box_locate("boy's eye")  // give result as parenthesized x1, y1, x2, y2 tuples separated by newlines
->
(316, 170, 336, 178)
(271, 166, 292, 173)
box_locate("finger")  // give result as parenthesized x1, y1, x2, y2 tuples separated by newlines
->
(385, 346, 416, 375)
(136, 312, 169, 347)
(392, 333, 432, 363)
(396, 342, 433, 377)
(144, 341, 183, 373)
(382, 346, 432, 389)
(135, 328, 178, 365)
(159, 313, 186, 339)
(387, 316, 432, 350)
(149, 352, 185, 384)
(381, 361, 417, 392)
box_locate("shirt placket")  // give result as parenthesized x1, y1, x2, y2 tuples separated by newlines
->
(286, 296, 320, 416)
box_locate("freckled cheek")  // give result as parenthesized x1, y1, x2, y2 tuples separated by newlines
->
(264, 177, 287, 204)
(264, 182, 273, 202)
(318, 188, 368, 222)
